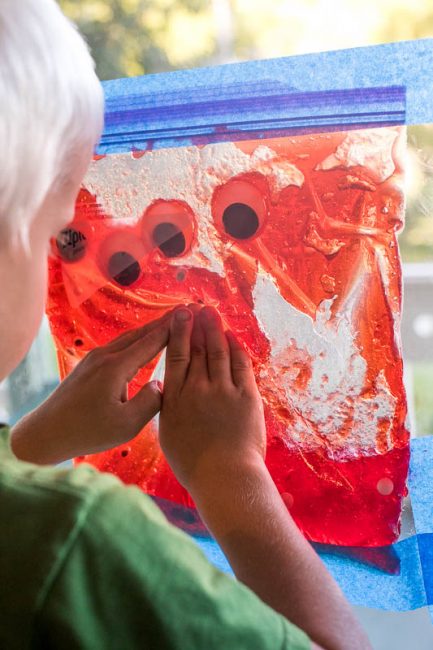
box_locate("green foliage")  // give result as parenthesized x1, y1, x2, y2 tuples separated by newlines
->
(413, 363, 433, 436)
(400, 126, 433, 263)
(59, 0, 213, 79)
(377, 4, 433, 42)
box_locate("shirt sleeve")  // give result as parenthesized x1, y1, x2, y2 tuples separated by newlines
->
(33, 481, 311, 650)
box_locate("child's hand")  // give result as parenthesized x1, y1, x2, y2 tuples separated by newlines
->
(161, 307, 371, 650)
(159, 306, 267, 494)
(11, 311, 173, 464)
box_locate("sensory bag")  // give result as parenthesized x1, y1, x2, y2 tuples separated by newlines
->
(47, 41, 427, 547)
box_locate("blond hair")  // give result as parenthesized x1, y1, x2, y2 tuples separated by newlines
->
(0, 0, 103, 247)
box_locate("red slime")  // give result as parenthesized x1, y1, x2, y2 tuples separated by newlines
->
(46, 128, 409, 546)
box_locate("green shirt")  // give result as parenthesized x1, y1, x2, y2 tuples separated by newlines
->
(0, 426, 310, 650)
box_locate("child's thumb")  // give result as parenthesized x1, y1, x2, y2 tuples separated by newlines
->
(127, 380, 163, 428)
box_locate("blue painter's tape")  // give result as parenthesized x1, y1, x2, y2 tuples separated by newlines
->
(152, 436, 433, 613)
(98, 39, 433, 154)
(417, 535, 433, 609)
(409, 437, 433, 535)
(313, 536, 426, 611)
(190, 534, 427, 612)
(192, 536, 233, 575)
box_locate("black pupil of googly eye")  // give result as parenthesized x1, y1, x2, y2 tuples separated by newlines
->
(153, 222, 186, 258)
(56, 228, 87, 262)
(222, 203, 259, 240)
(108, 252, 141, 286)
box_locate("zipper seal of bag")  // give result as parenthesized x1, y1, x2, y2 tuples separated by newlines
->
(99, 82, 405, 154)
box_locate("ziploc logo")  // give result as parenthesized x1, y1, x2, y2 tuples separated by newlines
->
(56, 228, 87, 262)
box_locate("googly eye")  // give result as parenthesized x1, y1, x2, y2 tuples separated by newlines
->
(98, 232, 146, 288)
(107, 251, 141, 287)
(54, 224, 89, 262)
(222, 203, 259, 239)
(152, 222, 186, 258)
(142, 200, 195, 259)
(212, 177, 268, 241)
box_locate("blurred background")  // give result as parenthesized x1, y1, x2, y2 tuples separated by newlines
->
(1, 1, 433, 647)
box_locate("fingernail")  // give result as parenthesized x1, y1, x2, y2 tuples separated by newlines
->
(149, 380, 163, 393)
(175, 308, 192, 323)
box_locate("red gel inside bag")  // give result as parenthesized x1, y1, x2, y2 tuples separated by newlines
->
(47, 127, 409, 546)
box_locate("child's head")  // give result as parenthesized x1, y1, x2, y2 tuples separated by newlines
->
(0, 0, 103, 380)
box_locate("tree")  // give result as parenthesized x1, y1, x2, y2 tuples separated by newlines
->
(60, 0, 214, 80)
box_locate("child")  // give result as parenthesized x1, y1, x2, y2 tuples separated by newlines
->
(0, 1, 371, 648)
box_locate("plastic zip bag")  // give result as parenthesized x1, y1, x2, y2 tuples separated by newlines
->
(46, 40, 432, 547)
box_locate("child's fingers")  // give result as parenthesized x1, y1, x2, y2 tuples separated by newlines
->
(187, 308, 208, 383)
(104, 309, 173, 353)
(124, 380, 163, 431)
(110, 320, 171, 384)
(200, 307, 231, 384)
(226, 330, 256, 389)
(163, 308, 193, 393)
